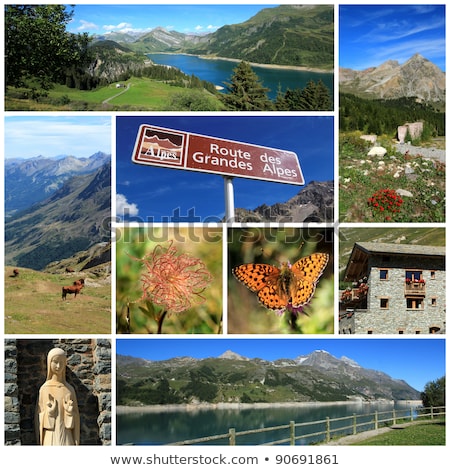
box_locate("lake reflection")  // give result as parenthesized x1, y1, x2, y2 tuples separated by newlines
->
(117, 402, 419, 445)
(147, 53, 334, 101)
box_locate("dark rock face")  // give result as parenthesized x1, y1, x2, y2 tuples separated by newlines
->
(234, 180, 334, 223)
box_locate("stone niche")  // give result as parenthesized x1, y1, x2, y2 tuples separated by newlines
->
(397, 122, 424, 144)
(5, 338, 111, 446)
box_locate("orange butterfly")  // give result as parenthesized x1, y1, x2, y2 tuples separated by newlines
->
(233, 253, 329, 311)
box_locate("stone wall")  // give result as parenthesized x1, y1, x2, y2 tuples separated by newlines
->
(355, 263, 444, 334)
(4, 338, 111, 446)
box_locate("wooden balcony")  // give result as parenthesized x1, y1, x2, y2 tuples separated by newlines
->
(404, 282, 426, 296)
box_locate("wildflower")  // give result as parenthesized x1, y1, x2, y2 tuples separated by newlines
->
(367, 188, 404, 221)
(136, 241, 212, 314)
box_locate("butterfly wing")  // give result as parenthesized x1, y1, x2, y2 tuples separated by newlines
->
(257, 284, 287, 310)
(290, 253, 329, 307)
(232, 263, 280, 292)
(233, 264, 290, 310)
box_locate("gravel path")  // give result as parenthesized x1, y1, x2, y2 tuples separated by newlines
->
(394, 143, 445, 163)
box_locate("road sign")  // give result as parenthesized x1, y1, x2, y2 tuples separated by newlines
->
(132, 124, 305, 185)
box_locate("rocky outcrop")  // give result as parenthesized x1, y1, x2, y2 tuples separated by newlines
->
(234, 180, 334, 223)
(340, 53, 445, 103)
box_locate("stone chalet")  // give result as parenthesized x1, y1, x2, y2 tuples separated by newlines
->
(339, 242, 445, 334)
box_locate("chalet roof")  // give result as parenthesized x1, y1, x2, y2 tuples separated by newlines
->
(343, 242, 445, 282)
(355, 242, 445, 257)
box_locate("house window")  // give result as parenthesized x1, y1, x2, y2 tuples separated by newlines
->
(367, 330, 373, 334)
(380, 298, 389, 309)
(405, 270, 423, 282)
(431, 297, 437, 307)
(379, 269, 389, 280)
(398, 329, 405, 334)
(430, 271, 436, 279)
(406, 297, 423, 309)
(429, 326, 440, 334)
(415, 330, 421, 334)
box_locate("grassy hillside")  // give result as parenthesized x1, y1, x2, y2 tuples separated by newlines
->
(4, 267, 111, 334)
(5, 77, 225, 111)
(182, 5, 334, 69)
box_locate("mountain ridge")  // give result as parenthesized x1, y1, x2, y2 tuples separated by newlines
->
(5, 152, 110, 216)
(103, 5, 334, 70)
(117, 349, 420, 406)
(5, 161, 111, 270)
(340, 53, 445, 103)
(233, 180, 334, 223)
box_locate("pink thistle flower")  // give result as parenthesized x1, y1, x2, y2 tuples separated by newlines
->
(135, 241, 212, 314)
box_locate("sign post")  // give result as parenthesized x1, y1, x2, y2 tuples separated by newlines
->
(224, 177, 235, 223)
(132, 124, 305, 220)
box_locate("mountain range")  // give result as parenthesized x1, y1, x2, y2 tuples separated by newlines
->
(234, 180, 334, 223)
(5, 158, 111, 271)
(117, 350, 420, 406)
(340, 53, 445, 103)
(5, 152, 110, 217)
(95, 5, 334, 70)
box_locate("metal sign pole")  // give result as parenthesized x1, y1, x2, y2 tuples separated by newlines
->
(224, 176, 235, 223)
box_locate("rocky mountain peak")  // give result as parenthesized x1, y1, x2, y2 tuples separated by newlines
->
(234, 180, 334, 223)
(219, 350, 249, 361)
(340, 54, 445, 103)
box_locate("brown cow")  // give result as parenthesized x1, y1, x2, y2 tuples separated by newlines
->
(12, 269, 20, 277)
(66, 267, 75, 273)
(62, 279, 85, 300)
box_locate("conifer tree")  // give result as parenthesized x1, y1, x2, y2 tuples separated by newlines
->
(297, 80, 332, 111)
(221, 61, 273, 111)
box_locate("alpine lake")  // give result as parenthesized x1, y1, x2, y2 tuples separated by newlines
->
(117, 401, 420, 445)
(147, 53, 334, 100)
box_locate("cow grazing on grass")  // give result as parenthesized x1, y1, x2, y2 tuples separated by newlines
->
(66, 267, 75, 273)
(62, 279, 85, 300)
(12, 269, 20, 278)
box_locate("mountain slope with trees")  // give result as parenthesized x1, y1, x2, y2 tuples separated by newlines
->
(130, 5, 334, 70)
(5, 163, 111, 270)
(117, 350, 420, 406)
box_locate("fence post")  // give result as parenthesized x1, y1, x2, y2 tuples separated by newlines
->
(326, 417, 330, 443)
(229, 428, 236, 446)
(290, 421, 295, 446)
(410, 406, 414, 422)
(431, 406, 434, 420)
(393, 408, 396, 426)
(352, 413, 357, 435)
(374, 410, 378, 430)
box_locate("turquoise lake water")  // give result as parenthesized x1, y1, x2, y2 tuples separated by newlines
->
(147, 53, 334, 101)
(117, 401, 419, 445)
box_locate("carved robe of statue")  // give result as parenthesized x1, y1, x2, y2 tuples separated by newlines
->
(36, 348, 80, 445)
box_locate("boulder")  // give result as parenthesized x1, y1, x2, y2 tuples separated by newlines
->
(368, 146, 387, 157)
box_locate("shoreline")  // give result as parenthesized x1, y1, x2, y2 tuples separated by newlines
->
(117, 399, 422, 414)
(148, 51, 333, 74)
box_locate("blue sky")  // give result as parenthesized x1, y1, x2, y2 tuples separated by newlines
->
(116, 116, 334, 222)
(116, 338, 445, 392)
(68, 4, 275, 35)
(4, 116, 111, 159)
(339, 5, 446, 71)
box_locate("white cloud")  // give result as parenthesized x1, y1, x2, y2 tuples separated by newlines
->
(77, 20, 99, 31)
(195, 25, 203, 31)
(103, 22, 134, 32)
(116, 194, 139, 218)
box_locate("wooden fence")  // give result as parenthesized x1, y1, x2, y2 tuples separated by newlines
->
(166, 406, 445, 446)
